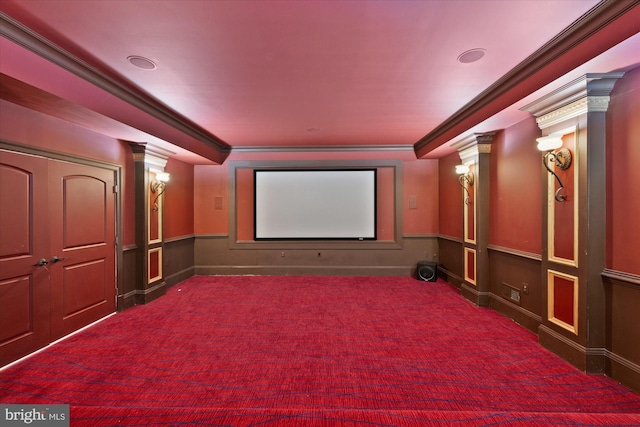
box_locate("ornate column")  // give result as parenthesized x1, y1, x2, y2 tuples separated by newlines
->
(129, 142, 174, 305)
(521, 73, 623, 372)
(453, 132, 494, 306)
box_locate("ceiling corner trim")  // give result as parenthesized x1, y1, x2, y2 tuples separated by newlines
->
(0, 11, 231, 154)
(413, 0, 640, 157)
(231, 144, 416, 154)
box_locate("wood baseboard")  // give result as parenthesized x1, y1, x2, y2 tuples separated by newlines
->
(489, 293, 542, 334)
(194, 265, 414, 277)
(165, 267, 195, 288)
(134, 281, 167, 305)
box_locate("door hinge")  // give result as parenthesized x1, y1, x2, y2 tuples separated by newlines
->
(113, 172, 118, 194)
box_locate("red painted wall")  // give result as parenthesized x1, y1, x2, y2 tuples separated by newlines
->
(489, 119, 542, 254)
(235, 167, 254, 241)
(438, 152, 463, 239)
(376, 166, 396, 240)
(163, 158, 194, 239)
(403, 159, 439, 234)
(607, 65, 640, 275)
(193, 150, 438, 239)
(194, 163, 229, 235)
(231, 164, 399, 241)
(0, 100, 136, 246)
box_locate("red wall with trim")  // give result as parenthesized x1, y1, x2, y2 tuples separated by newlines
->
(164, 158, 194, 239)
(194, 150, 439, 239)
(489, 120, 542, 254)
(438, 152, 463, 239)
(403, 159, 439, 234)
(194, 163, 229, 235)
(607, 65, 640, 275)
(0, 99, 135, 246)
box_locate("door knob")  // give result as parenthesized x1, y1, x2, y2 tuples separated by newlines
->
(51, 256, 66, 264)
(35, 258, 49, 267)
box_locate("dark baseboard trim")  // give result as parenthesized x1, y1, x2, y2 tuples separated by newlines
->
(606, 348, 640, 393)
(194, 265, 414, 277)
(134, 281, 166, 305)
(539, 325, 588, 371)
(489, 293, 542, 334)
(539, 324, 640, 392)
(165, 267, 195, 288)
(117, 290, 136, 312)
(437, 267, 463, 289)
(461, 283, 490, 307)
(538, 324, 608, 373)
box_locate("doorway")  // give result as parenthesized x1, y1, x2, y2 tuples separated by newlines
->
(0, 149, 117, 366)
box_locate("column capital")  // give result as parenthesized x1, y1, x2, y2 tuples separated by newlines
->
(521, 73, 624, 129)
(452, 132, 495, 165)
(127, 142, 175, 171)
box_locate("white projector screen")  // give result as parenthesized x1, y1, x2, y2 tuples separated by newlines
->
(254, 169, 377, 240)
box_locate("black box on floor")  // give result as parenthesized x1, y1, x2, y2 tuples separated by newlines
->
(416, 261, 438, 282)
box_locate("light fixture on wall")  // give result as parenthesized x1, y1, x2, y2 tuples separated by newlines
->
(455, 164, 474, 205)
(536, 135, 572, 202)
(150, 172, 170, 212)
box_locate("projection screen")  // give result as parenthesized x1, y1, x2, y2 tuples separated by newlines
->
(254, 169, 377, 240)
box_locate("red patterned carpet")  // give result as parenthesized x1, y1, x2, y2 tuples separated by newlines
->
(2, 276, 639, 426)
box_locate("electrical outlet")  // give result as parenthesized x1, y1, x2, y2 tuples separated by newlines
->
(281, 251, 285, 257)
(522, 283, 529, 294)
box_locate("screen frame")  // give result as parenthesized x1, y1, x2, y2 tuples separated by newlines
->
(253, 168, 377, 241)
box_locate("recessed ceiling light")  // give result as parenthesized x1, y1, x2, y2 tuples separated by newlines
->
(457, 48, 486, 64)
(127, 55, 157, 70)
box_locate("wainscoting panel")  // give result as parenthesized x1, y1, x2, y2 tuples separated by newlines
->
(148, 248, 162, 284)
(195, 235, 438, 277)
(118, 246, 137, 311)
(603, 269, 640, 392)
(164, 236, 195, 288)
(464, 248, 476, 286)
(547, 270, 579, 335)
(488, 246, 542, 333)
(437, 236, 463, 288)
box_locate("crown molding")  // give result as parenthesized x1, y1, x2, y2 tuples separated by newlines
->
(0, 12, 231, 157)
(452, 132, 495, 163)
(521, 72, 624, 129)
(231, 144, 415, 153)
(413, 0, 640, 157)
(128, 142, 175, 171)
(535, 96, 613, 129)
(520, 73, 623, 115)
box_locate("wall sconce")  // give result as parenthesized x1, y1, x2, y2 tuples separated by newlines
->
(455, 164, 474, 205)
(536, 135, 572, 202)
(150, 172, 170, 212)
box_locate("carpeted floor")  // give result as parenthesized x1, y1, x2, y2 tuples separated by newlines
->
(1, 276, 639, 426)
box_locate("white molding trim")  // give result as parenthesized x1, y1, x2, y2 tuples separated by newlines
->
(453, 132, 495, 164)
(0, 12, 230, 154)
(231, 144, 415, 153)
(521, 73, 624, 129)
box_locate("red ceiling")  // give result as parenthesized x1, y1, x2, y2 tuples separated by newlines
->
(1, 0, 639, 164)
